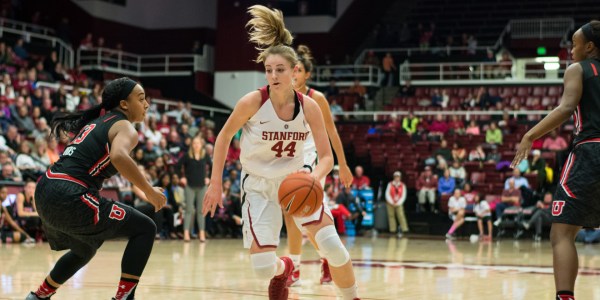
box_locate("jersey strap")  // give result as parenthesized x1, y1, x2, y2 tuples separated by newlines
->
(259, 85, 269, 105)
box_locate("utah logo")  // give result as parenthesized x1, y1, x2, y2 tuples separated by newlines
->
(552, 200, 566, 216)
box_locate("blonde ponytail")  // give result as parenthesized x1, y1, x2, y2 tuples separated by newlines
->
(246, 5, 297, 66)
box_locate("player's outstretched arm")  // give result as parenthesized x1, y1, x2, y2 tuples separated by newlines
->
(303, 97, 333, 181)
(203, 91, 262, 217)
(512, 63, 583, 168)
(310, 91, 353, 187)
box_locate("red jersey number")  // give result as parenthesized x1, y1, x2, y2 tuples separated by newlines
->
(271, 141, 297, 158)
(72, 124, 97, 145)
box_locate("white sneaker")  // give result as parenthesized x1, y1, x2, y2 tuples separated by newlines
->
(445, 233, 455, 240)
(493, 219, 502, 227)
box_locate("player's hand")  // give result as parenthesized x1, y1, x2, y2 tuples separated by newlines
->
(293, 167, 319, 181)
(145, 187, 167, 212)
(339, 164, 353, 188)
(511, 137, 533, 169)
(203, 182, 223, 217)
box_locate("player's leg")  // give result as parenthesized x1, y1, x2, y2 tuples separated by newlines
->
(303, 217, 359, 300)
(111, 205, 157, 300)
(551, 223, 581, 298)
(284, 212, 303, 286)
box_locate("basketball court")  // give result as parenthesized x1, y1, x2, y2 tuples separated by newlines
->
(2, 237, 600, 299)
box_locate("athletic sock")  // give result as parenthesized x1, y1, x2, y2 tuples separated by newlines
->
(338, 283, 358, 300)
(114, 277, 139, 300)
(290, 254, 301, 269)
(34, 279, 58, 298)
(448, 224, 458, 235)
(556, 291, 574, 300)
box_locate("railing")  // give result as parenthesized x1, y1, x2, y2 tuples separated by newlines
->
(355, 46, 493, 66)
(77, 45, 214, 77)
(0, 19, 73, 68)
(309, 64, 382, 87)
(36, 81, 230, 117)
(332, 109, 551, 121)
(508, 18, 575, 39)
(398, 60, 569, 85)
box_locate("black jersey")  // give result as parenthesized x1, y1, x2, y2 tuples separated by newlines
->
(573, 59, 600, 144)
(50, 110, 128, 190)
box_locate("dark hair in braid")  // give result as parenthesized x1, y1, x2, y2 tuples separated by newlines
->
(581, 20, 600, 51)
(51, 77, 138, 136)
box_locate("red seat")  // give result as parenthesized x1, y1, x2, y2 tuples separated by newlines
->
(532, 86, 546, 96)
(517, 86, 530, 96)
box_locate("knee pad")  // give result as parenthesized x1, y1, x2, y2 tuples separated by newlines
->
(250, 252, 278, 279)
(315, 225, 350, 267)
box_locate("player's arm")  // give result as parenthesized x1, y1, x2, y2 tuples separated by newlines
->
(311, 91, 353, 187)
(512, 64, 583, 168)
(303, 97, 333, 182)
(109, 121, 166, 211)
(203, 91, 262, 217)
(16, 193, 37, 217)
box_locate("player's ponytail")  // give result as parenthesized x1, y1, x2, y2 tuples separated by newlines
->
(581, 20, 600, 51)
(51, 77, 138, 136)
(296, 44, 314, 73)
(246, 5, 297, 67)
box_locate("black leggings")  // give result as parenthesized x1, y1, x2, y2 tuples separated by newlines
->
(50, 208, 156, 284)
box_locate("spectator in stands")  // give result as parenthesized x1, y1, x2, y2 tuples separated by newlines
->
(13, 105, 34, 134)
(434, 155, 448, 178)
(65, 87, 80, 112)
(398, 79, 415, 97)
(428, 114, 449, 138)
(382, 52, 396, 87)
(227, 138, 241, 163)
(462, 182, 479, 211)
(542, 129, 568, 152)
(467, 35, 478, 55)
(352, 165, 371, 190)
(15, 180, 41, 239)
(142, 140, 159, 165)
(462, 93, 478, 109)
(433, 139, 452, 162)
(77, 95, 92, 111)
(440, 89, 450, 108)
(15, 141, 44, 181)
(0, 188, 33, 243)
(438, 169, 456, 196)
(326, 165, 344, 200)
(385, 171, 409, 238)
(46, 137, 59, 165)
(347, 79, 366, 98)
(385, 113, 402, 133)
(329, 99, 343, 119)
(0, 163, 22, 182)
(485, 122, 503, 145)
(417, 166, 438, 213)
(4, 125, 19, 153)
(324, 79, 339, 98)
(157, 114, 171, 136)
(448, 115, 465, 135)
(69, 65, 88, 86)
(445, 188, 466, 240)
(465, 120, 480, 136)
(496, 178, 522, 222)
(498, 51, 513, 78)
(402, 111, 419, 135)
(79, 33, 93, 50)
(504, 168, 530, 190)
(451, 142, 467, 162)
(449, 160, 467, 187)
(336, 186, 366, 235)
(363, 50, 380, 67)
(474, 194, 492, 241)
(35, 61, 53, 82)
(468, 144, 486, 162)
(431, 89, 442, 107)
(157, 172, 178, 239)
(486, 144, 501, 163)
(13, 38, 27, 60)
(32, 115, 50, 140)
(521, 191, 552, 241)
(31, 137, 50, 170)
(165, 101, 191, 124)
(144, 116, 163, 145)
(528, 149, 546, 191)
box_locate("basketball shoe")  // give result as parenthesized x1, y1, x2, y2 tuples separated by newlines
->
(268, 257, 294, 300)
(25, 292, 52, 300)
(286, 266, 301, 287)
(320, 258, 333, 284)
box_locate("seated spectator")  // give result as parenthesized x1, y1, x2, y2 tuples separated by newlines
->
(462, 182, 479, 210)
(385, 114, 402, 133)
(398, 79, 415, 97)
(438, 169, 456, 196)
(449, 161, 467, 187)
(79, 33, 94, 49)
(486, 144, 501, 163)
(329, 99, 343, 118)
(347, 79, 366, 98)
(325, 165, 344, 199)
(451, 142, 467, 162)
(462, 93, 478, 109)
(142, 140, 159, 165)
(165, 101, 191, 124)
(13, 38, 28, 60)
(15, 142, 44, 181)
(528, 149, 546, 191)
(336, 186, 366, 235)
(15, 181, 42, 239)
(428, 114, 449, 138)
(498, 111, 516, 134)
(543, 130, 568, 152)
(417, 166, 438, 213)
(433, 139, 452, 162)
(385, 171, 409, 238)
(352, 165, 371, 190)
(440, 89, 450, 108)
(576, 228, 600, 244)
(1, 186, 33, 243)
(46, 137, 60, 165)
(13, 105, 35, 134)
(521, 192, 552, 241)
(474, 195, 492, 241)
(448, 115, 465, 135)
(144, 117, 163, 145)
(504, 168, 530, 190)
(485, 122, 503, 145)
(469, 144, 486, 162)
(496, 178, 521, 223)
(498, 50, 513, 78)
(402, 111, 419, 135)
(445, 188, 466, 240)
(324, 79, 339, 98)
(431, 89, 443, 107)
(227, 138, 241, 163)
(434, 155, 448, 178)
(31, 137, 51, 171)
(157, 114, 171, 137)
(32, 117, 51, 140)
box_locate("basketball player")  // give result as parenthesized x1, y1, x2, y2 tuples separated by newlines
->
(512, 21, 600, 300)
(284, 44, 354, 287)
(203, 5, 360, 300)
(26, 77, 167, 300)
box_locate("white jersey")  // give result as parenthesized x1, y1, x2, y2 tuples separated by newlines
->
(302, 88, 316, 155)
(240, 86, 310, 179)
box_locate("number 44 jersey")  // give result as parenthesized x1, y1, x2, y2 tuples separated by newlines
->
(50, 110, 128, 190)
(240, 86, 311, 179)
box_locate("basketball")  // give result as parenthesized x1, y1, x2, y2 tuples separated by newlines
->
(278, 172, 323, 217)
